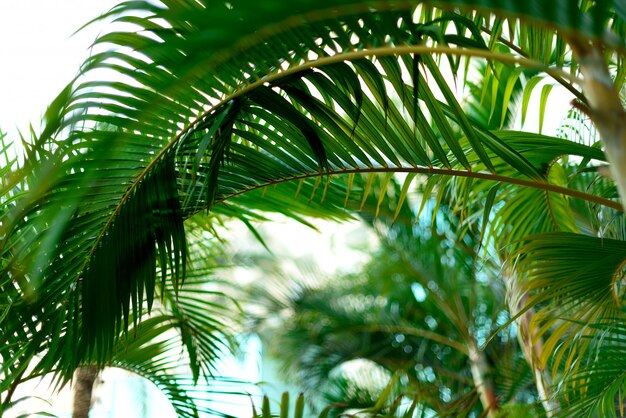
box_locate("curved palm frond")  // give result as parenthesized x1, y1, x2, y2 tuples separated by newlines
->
(511, 232, 626, 417)
(553, 321, 626, 418)
(109, 312, 246, 418)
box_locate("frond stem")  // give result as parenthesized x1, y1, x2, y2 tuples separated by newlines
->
(213, 166, 622, 212)
(2, 368, 26, 407)
(216, 45, 580, 113)
(544, 190, 559, 230)
(349, 324, 469, 355)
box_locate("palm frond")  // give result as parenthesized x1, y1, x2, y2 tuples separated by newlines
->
(82, 152, 186, 359)
(511, 232, 626, 417)
(554, 321, 626, 418)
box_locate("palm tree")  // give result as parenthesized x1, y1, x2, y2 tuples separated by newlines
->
(1, 1, 625, 416)
(1, 208, 244, 417)
(244, 179, 541, 417)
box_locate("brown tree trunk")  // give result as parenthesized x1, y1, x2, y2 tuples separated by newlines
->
(512, 295, 558, 416)
(72, 366, 99, 418)
(467, 340, 499, 418)
(502, 269, 558, 417)
(569, 39, 626, 211)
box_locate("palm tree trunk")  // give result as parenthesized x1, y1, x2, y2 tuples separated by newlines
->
(502, 270, 558, 417)
(569, 39, 626, 211)
(513, 296, 558, 416)
(72, 366, 98, 418)
(467, 340, 499, 418)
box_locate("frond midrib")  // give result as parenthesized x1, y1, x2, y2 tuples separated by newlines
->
(208, 165, 621, 215)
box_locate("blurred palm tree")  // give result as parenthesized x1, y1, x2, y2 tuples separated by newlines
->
(244, 177, 541, 417)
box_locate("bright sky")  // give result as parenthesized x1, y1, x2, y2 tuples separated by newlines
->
(0, 1, 119, 139)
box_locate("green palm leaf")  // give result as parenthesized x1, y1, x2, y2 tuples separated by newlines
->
(82, 153, 186, 359)
(511, 232, 626, 416)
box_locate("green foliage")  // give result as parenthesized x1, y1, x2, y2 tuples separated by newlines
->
(252, 378, 422, 418)
(244, 176, 541, 416)
(1, 0, 625, 416)
(511, 233, 626, 417)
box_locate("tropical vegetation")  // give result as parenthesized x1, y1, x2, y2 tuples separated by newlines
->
(1, 0, 625, 417)
(244, 183, 530, 417)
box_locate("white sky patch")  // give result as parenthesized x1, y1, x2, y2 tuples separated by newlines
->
(0, 1, 119, 139)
